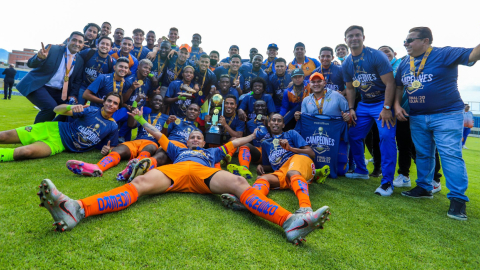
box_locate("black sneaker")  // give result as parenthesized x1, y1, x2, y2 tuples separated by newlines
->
(447, 198, 467, 221)
(369, 169, 382, 177)
(401, 186, 433, 199)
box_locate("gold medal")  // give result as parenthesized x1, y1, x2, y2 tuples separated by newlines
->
(352, 80, 360, 87)
(137, 80, 144, 86)
(411, 80, 422, 89)
(199, 91, 203, 96)
(213, 109, 219, 114)
(175, 119, 181, 125)
(256, 114, 263, 121)
(64, 75, 69, 82)
(272, 139, 279, 147)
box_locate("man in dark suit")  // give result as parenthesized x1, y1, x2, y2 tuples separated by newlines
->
(2, 64, 16, 100)
(17, 31, 85, 123)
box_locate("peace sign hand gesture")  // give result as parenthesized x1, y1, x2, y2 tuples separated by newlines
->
(38, 42, 51, 60)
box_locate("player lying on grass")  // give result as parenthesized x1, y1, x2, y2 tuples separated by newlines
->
(65, 93, 172, 180)
(37, 107, 330, 245)
(0, 92, 121, 162)
(222, 113, 330, 213)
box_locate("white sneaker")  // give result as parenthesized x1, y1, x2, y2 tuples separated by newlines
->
(393, 174, 411, 187)
(432, 181, 441, 194)
(462, 145, 468, 149)
(374, 183, 393, 196)
(345, 172, 369, 180)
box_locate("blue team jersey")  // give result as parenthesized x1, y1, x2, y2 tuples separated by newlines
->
(112, 43, 121, 50)
(194, 67, 217, 92)
(312, 64, 345, 92)
(166, 143, 227, 167)
(163, 55, 195, 87)
(167, 118, 199, 145)
(124, 73, 153, 107)
(136, 107, 169, 142)
(214, 66, 245, 91)
(131, 45, 151, 61)
(268, 73, 292, 110)
(151, 53, 168, 79)
(246, 119, 271, 147)
(222, 113, 245, 139)
(87, 73, 133, 107)
(219, 87, 239, 104)
(262, 58, 277, 75)
(395, 46, 475, 116)
(342, 46, 393, 103)
(188, 47, 206, 62)
(171, 44, 179, 52)
(261, 130, 308, 170)
(79, 49, 116, 88)
(239, 65, 269, 92)
(165, 80, 199, 118)
(239, 94, 277, 121)
(59, 106, 119, 152)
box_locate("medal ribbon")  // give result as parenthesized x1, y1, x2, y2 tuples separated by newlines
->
(409, 46, 433, 79)
(314, 90, 326, 114)
(64, 48, 77, 80)
(136, 46, 143, 59)
(320, 66, 331, 83)
(148, 112, 162, 127)
(351, 51, 364, 84)
(156, 53, 166, 77)
(113, 77, 124, 93)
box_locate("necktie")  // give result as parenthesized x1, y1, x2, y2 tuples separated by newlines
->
(62, 54, 73, 100)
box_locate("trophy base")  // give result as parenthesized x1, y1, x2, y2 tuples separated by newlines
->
(205, 132, 222, 145)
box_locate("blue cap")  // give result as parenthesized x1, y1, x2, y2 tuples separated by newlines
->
(294, 42, 305, 49)
(229, 45, 239, 50)
(267, 43, 278, 50)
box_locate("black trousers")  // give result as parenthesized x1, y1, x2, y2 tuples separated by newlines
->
(365, 122, 381, 171)
(3, 81, 13, 98)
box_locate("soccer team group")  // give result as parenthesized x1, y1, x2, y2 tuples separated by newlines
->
(1, 22, 479, 244)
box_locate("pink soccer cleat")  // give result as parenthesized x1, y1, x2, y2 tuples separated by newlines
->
(66, 160, 103, 177)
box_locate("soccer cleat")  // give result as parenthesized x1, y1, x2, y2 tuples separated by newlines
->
(220, 193, 247, 211)
(393, 174, 411, 187)
(314, 165, 330, 184)
(401, 186, 433, 199)
(345, 172, 369, 180)
(432, 180, 442, 194)
(66, 160, 103, 177)
(283, 206, 330, 244)
(116, 158, 139, 181)
(294, 207, 313, 214)
(220, 154, 232, 166)
(227, 164, 252, 179)
(38, 179, 84, 232)
(462, 145, 468, 149)
(128, 158, 151, 183)
(447, 198, 467, 221)
(374, 183, 393, 196)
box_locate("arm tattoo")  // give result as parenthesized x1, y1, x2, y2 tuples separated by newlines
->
(142, 122, 163, 140)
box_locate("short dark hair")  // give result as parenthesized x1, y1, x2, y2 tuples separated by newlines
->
(147, 30, 155, 35)
(210, 50, 220, 57)
(98, 36, 113, 46)
(409, 27, 433, 44)
(251, 77, 267, 91)
(253, 54, 263, 60)
(115, 28, 125, 33)
(250, 48, 258, 52)
(335, 44, 349, 52)
(193, 33, 201, 39)
(344, 25, 364, 37)
(224, 94, 237, 102)
(116, 57, 130, 65)
(378, 45, 395, 53)
(319, 46, 334, 56)
(122, 37, 134, 43)
(102, 22, 111, 27)
(83, 23, 101, 34)
(275, 58, 286, 64)
(268, 112, 283, 123)
(169, 27, 179, 33)
(200, 54, 210, 59)
(133, 28, 145, 35)
(69, 31, 85, 39)
(104, 92, 123, 105)
(149, 92, 163, 103)
(230, 54, 242, 61)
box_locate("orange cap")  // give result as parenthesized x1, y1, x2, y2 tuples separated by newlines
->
(309, 72, 325, 81)
(179, 44, 191, 53)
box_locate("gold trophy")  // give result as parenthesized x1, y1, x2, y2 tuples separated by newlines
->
(205, 94, 224, 144)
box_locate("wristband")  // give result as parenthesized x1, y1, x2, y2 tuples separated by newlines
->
(179, 96, 186, 101)
(137, 117, 147, 125)
(66, 105, 73, 110)
(349, 107, 355, 111)
(132, 101, 138, 108)
(163, 122, 169, 128)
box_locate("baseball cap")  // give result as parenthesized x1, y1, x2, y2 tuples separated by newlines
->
(267, 43, 278, 50)
(291, 68, 304, 77)
(294, 42, 305, 49)
(310, 72, 325, 81)
(180, 44, 191, 53)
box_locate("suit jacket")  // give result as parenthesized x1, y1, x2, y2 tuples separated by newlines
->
(16, 45, 84, 98)
(2, 68, 16, 83)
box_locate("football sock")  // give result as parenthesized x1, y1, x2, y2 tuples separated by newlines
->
(137, 151, 151, 160)
(227, 147, 237, 157)
(79, 183, 139, 217)
(252, 178, 270, 196)
(214, 162, 221, 169)
(96, 151, 121, 172)
(0, 148, 15, 162)
(148, 158, 158, 170)
(240, 187, 291, 227)
(238, 146, 251, 168)
(290, 175, 311, 208)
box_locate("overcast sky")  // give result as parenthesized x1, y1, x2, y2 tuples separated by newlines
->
(1, 0, 479, 100)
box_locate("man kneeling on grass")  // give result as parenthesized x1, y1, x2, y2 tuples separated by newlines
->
(0, 93, 121, 162)
(37, 107, 330, 245)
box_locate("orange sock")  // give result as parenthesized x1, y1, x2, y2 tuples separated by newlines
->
(290, 175, 311, 208)
(138, 151, 151, 160)
(252, 178, 270, 196)
(240, 187, 291, 227)
(214, 162, 221, 169)
(96, 152, 121, 172)
(148, 158, 158, 170)
(79, 183, 139, 217)
(227, 147, 237, 157)
(238, 146, 251, 168)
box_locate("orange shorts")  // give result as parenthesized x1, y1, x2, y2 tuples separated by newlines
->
(156, 161, 220, 194)
(271, 155, 316, 190)
(123, 139, 158, 159)
(256, 146, 262, 162)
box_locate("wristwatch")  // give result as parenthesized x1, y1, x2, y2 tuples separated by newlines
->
(384, 105, 391, 110)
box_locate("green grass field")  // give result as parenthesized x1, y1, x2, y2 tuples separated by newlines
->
(1, 96, 479, 269)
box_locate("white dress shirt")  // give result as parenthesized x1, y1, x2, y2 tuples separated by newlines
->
(46, 47, 76, 89)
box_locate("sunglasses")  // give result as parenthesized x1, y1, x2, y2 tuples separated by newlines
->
(404, 37, 424, 44)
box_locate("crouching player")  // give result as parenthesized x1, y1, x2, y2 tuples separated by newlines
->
(0, 93, 121, 162)
(37, 108, 330, 245)
(65, 93, 171, 180)
(222, 113, 324, 215)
